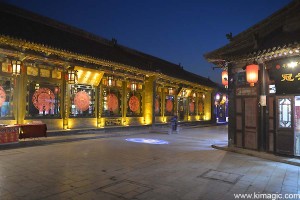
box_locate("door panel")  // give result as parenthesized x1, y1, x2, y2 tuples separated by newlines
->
(294, 96, 300, 156)
(244, 98, 258, 149)
(235, 98, 243, 147)
(268, 97, 275, 152)
(276, 96, 294, 155)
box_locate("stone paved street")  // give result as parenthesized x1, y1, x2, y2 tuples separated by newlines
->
(0, 125, 300, 200)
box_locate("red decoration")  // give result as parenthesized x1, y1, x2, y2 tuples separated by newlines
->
(246, 64, 259, 87)
(0, 126, 19, 144)
(189, 102, 195, 113)
(0, 86, 6, 107)
(32, 88, 55, 113)
(129, 95, 140, 112)
(276, 64, 281, 70)
(155, 98, 160, 114)
(166, 99, 173, 112)
(221, 70, 228, 87)
(107, 93, 118, 112)
(74, 91, 90, 111)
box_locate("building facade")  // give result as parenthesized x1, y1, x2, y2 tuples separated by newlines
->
(205, 0, 300, 156)
(0, 3, 218, 131)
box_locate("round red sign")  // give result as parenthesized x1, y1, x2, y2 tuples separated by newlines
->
(129, 95, 140, 112)
(74, 91, 90, 111)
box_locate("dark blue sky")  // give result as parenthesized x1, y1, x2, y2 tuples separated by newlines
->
(4, 0, 292, 84)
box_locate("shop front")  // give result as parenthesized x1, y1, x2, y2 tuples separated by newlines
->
(204, 0, 300, 156)
(0, 3, 218, 131)
(269, 59, 300, 155)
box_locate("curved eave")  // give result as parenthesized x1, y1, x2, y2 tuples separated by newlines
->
(0, 35, 216, 91)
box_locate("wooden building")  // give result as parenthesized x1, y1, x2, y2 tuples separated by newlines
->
(0, 3, 218, 131)
(205, 0, 300, 156)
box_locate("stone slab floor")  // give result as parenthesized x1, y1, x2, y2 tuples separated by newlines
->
(0, 125, 300, 200)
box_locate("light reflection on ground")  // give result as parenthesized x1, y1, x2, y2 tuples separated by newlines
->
(125, 138, 169, 145)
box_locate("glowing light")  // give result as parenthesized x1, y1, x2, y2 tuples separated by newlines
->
(126, 138, 169, 145)
(11, 60, 21, 75)
(215, 93, 221, 101)
(246, 64, 259, 87)
(67, 67, 78, 84)
(131, 82, 137, 91)
(108, 76, 113, 86)
(168, 87, 174, 95)
(221, 70, 228, 87)
(287, 61, 298, 68)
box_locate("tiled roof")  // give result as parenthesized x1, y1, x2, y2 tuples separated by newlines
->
(0, 3, 217, 88)
(204, 0, 300, 63)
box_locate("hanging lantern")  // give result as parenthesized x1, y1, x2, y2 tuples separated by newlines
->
(108, 75, 113, 87)
(221, 70, 228, 87)
(35, 83, 40, 90)
(11, 60, 21, 75)
(182, 89, 186, 97)
(131, 82, 137, 91)
(168, 87, 173, 95)
(246, 64, 259, 87)
(67, 67, 77, 84)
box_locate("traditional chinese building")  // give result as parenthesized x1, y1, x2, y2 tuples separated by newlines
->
(205, 0, 300, 156)
(0, 3, 218, 131)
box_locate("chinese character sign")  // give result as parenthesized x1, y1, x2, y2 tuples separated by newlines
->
(272, 64, 300, 94)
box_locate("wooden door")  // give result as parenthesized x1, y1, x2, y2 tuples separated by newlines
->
(235, 98, 243, 147)
(268, 97, 275, 152)
(276, 96, 294, 155)
(244, 98, 258, 149)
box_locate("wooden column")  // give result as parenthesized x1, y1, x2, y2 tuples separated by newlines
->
(62, 70, 69, 129)
(13, 68, 26, 124)
(122, 80, 127, 125)
(144, 75, 156, 125)
(204, 91, 212, 121)
(161, 87, 165, 122)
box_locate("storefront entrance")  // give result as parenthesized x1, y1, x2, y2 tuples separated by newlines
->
(276, 96, 300, 156)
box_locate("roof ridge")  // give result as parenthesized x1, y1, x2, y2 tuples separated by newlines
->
(0, 2, 112, 46)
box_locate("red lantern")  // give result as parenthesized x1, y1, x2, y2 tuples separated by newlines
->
(246, 64, 259, 87)
(221, 70, 228, 87)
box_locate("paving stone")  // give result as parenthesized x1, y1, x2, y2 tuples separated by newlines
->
(0, 126, 299, 199)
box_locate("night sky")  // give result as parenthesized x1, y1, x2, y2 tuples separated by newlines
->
(3, 0, 293, 84)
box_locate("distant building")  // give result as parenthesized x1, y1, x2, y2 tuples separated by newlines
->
(205, 0, 300, 156)
(0, 3, 218, 130)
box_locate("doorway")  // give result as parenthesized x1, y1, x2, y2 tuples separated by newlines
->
(275, 96, 300, 156)
(295, 96, 300, 156)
